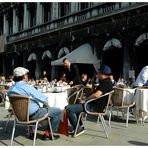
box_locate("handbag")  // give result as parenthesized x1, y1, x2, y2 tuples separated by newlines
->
(58, 110, 69, 136)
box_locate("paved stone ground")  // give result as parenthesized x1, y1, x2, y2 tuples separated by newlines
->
(0, 105, 148, 146)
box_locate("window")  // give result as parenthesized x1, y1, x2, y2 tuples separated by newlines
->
(7, 11, 13, 35)
(42, 3, 52, 23)
(80, 2, 89, 10)
(27, 3, 37, 27)
(16, 4, 24, 31)
(59, 3, 71, 17)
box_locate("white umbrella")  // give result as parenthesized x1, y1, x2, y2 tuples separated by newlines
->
(51, 43, 99, 72)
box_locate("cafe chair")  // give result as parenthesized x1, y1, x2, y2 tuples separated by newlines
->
(9, 95, 54, 146)
(109, 87, 135, 127)
(67, 87, 78, 105)
(4, 108, 13, 132)
(0, 86, 13, 132)
(73, 84, 85, 104)
(83, 87, 93, 98)
(73, 90, 114, 138)
(73, 84, 84, 96)
(0, 86, 7, 106)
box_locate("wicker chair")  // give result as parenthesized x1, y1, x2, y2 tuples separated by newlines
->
(109, 87, 135, 127)
(73, 90, 114, 138)
(0, 86, 7, 106)
(9, 95, 54, 146)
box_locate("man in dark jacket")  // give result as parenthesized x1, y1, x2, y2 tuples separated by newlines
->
(63, 58, 81, 86)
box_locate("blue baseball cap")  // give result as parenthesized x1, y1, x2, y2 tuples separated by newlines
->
(99, 65, 111, 75)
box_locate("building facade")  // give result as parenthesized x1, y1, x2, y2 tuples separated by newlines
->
(0, 2, 148, 81)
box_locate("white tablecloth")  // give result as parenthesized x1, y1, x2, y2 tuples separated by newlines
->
(112, 88, 135, 106)
(43, 91, 68, 110)
(122, 88, 135, 105)
(135, 88, 148, 122)
(5, 91, 68, 110)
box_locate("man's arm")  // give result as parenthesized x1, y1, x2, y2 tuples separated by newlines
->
(85, 90, 103, 102)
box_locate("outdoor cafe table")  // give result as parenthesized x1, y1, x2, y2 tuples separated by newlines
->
(43, 89, 69, 136)
(43, 90, 68, 110)
(111, 87, 135, 106)
(5, 88, 69, 110)
(134, 87, 148, 123)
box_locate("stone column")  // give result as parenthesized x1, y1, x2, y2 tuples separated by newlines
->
(13, 8, 18, 33)
(36, 2, 43, 25)
(71, 2, 76, 13)
(23, 3, 29, 30)
(75, 3, 79, 11)
(3, 13, 8, 35)
(51, 2, 58, 20)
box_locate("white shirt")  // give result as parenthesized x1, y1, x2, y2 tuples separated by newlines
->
(133, 66, 148, 86)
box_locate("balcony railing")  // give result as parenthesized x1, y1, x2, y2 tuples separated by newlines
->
(7, 2, 147, 44)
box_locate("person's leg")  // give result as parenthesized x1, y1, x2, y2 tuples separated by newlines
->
(66, 104, 84, 129)
(31, 107, 62, 131)
(48, 107, 62, 131)
(31, 108, 48, 120)
(30, 107, 62, 140)
(29, 108, 48, 139)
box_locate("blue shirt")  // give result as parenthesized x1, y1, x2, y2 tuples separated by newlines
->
(7, 81, 48, 115)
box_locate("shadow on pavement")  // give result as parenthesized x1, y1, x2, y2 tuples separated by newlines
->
(128, 140, 148, 146)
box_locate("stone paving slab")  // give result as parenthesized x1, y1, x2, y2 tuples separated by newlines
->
(0, 105, 148, 146)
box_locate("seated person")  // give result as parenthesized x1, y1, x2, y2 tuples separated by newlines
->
(0, 75, 6, 84)
(65, 65, 112, 137)
(128, 76, 135, 87)
(116, 78, 127, 86)
(7, 67, 62, 140)
(133, 65, 148, 87)
(109, 75, 117, 86)
(79, 73, 93, 88)
(80, 73, 88, 86)
(6, 75, 15, 87)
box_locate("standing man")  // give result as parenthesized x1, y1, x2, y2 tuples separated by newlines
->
(66, 65, 113, 137)
(7, 67, 62, 140)
(63, 58, 81, 86)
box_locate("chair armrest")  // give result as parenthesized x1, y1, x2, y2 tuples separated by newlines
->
(84, 90, 114, 114)
(66, 90, 78, 100)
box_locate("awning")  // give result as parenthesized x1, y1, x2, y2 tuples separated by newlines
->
(58, 47, 70, 59)
(135, 32, 148, 46)
(27, 52, 37, 62)
(42, 50, 52, 60)
(103, 38, 122, 51)
(51, 43, 99, 72)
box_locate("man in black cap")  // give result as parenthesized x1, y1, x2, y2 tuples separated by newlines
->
(66, 64, 113, 137)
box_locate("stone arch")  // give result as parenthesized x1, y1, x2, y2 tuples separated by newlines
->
(102, 38, 123, 81)
(57, 47, 70, 59)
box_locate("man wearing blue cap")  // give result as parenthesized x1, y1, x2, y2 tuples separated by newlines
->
(66, 64, 113, 137)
